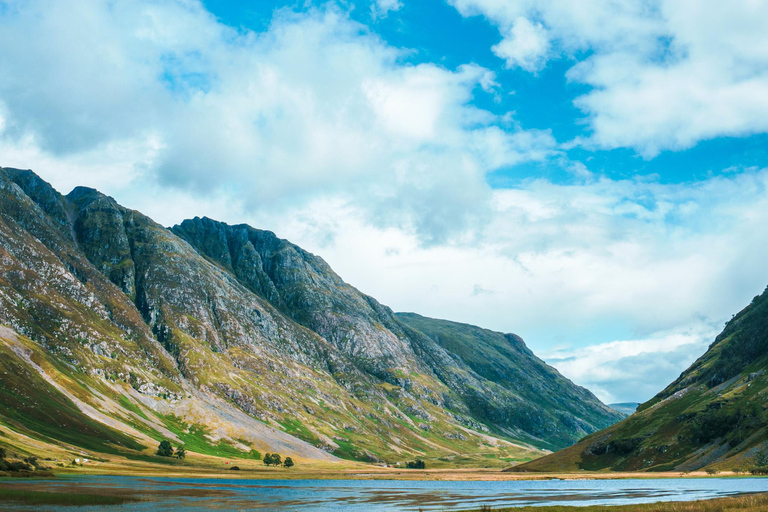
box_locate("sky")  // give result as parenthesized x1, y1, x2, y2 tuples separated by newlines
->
(2, 0, 768, 404)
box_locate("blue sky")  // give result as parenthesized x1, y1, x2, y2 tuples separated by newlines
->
(2, 0, 768, 403)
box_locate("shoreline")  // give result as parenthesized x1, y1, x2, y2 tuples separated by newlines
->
(5, 464, 764, 482)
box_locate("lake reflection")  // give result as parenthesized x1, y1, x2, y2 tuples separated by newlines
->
(2, 476, 767, 511)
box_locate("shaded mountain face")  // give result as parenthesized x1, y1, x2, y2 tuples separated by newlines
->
(514, 288, 768, 473)
(395, 313, 623, 450)
(0, 167, 621, 464)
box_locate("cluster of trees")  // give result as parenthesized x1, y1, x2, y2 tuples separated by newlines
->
(0, 448, 44, 473)
(405, 459, 426, 469)
(157, 440, 186, 459)
(263, 453, 294, 467)
(689, 401, 764, 446)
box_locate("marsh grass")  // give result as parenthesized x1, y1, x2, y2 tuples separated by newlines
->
(464, 492, 768, 512)
(0, 487, 140, 506)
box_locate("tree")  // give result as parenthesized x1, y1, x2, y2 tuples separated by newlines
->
(271, 453, 282, 466)
(406, 459, 425, 469)
(263, 453, 273, 466)
(283, 457, 294, 468)
(157, 440, 174, 457)
(0, 447, 6, 459)
(175, 446, 186, 460)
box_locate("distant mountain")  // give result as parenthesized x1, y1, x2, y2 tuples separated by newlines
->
(0, 167, 622, 466)
(396, 313, 623, 450)
(609, 403, 639, 416)
(513, 288, 768, 472)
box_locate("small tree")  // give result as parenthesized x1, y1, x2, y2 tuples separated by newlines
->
(283, 457, 294, 468)
(175, 446, 186, 460)
(271, 453, 282, 466)
(157, 440, 174, 457)
(263, 453, 273, 466)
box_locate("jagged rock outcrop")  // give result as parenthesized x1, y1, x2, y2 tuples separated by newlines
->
(0, 166, 622, 464)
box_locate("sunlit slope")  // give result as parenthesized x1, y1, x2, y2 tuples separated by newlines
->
(514, 288, 768, 472)
(0, 166, 620, 465)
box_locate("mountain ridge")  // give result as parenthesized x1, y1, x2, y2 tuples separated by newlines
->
(0, 166, 623, 467)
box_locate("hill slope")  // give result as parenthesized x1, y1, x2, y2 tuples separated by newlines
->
(396, 313, 622, 450)
(514, 287, 768, 472)
(0, 166, 621, 466)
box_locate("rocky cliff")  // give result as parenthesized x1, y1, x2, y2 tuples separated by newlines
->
(0, 166, 622, 465)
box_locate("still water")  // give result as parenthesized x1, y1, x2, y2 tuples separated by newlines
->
(2, 476, 767, 511)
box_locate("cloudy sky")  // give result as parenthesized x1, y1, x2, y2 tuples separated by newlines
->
(2, 0, 768, 404)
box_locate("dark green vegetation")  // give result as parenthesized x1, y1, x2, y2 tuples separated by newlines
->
(0, 487, 139, 506)
(462, 493, 768, 512)
(515, 287, 768, 473)
(0, 166, 621, 466)
(156, 440, 173, 457)
(405, 459, 426, 469)
(263, 453, 292, 466)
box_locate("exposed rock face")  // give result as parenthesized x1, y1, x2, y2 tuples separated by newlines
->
(0, 167, 622, 463)
(515, 288, 768, 472)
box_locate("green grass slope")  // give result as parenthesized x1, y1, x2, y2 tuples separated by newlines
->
(514, 287, 768, 473)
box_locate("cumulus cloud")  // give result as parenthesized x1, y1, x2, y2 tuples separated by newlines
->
(448, 0, 768, 155)
(0, 0, 555, 244)
(492, 17, 550, 72)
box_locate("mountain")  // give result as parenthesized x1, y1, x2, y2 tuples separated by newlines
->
(609, 403, 640, 416)
(0, 166, 622, 467)
(513, 288, 768, 473)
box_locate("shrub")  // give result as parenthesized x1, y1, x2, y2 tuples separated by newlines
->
(284, 457, 294, 468)
(175, 446, 186, 460)
(157, 440, 174, 457)
(230, 466, 240, 471)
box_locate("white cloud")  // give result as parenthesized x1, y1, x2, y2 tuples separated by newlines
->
(0, 0, 554, 244)
(448, 0, 768, 155)
(492, 17, 550, 72)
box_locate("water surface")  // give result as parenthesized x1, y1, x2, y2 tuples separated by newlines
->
(2, 475, 767, 511)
